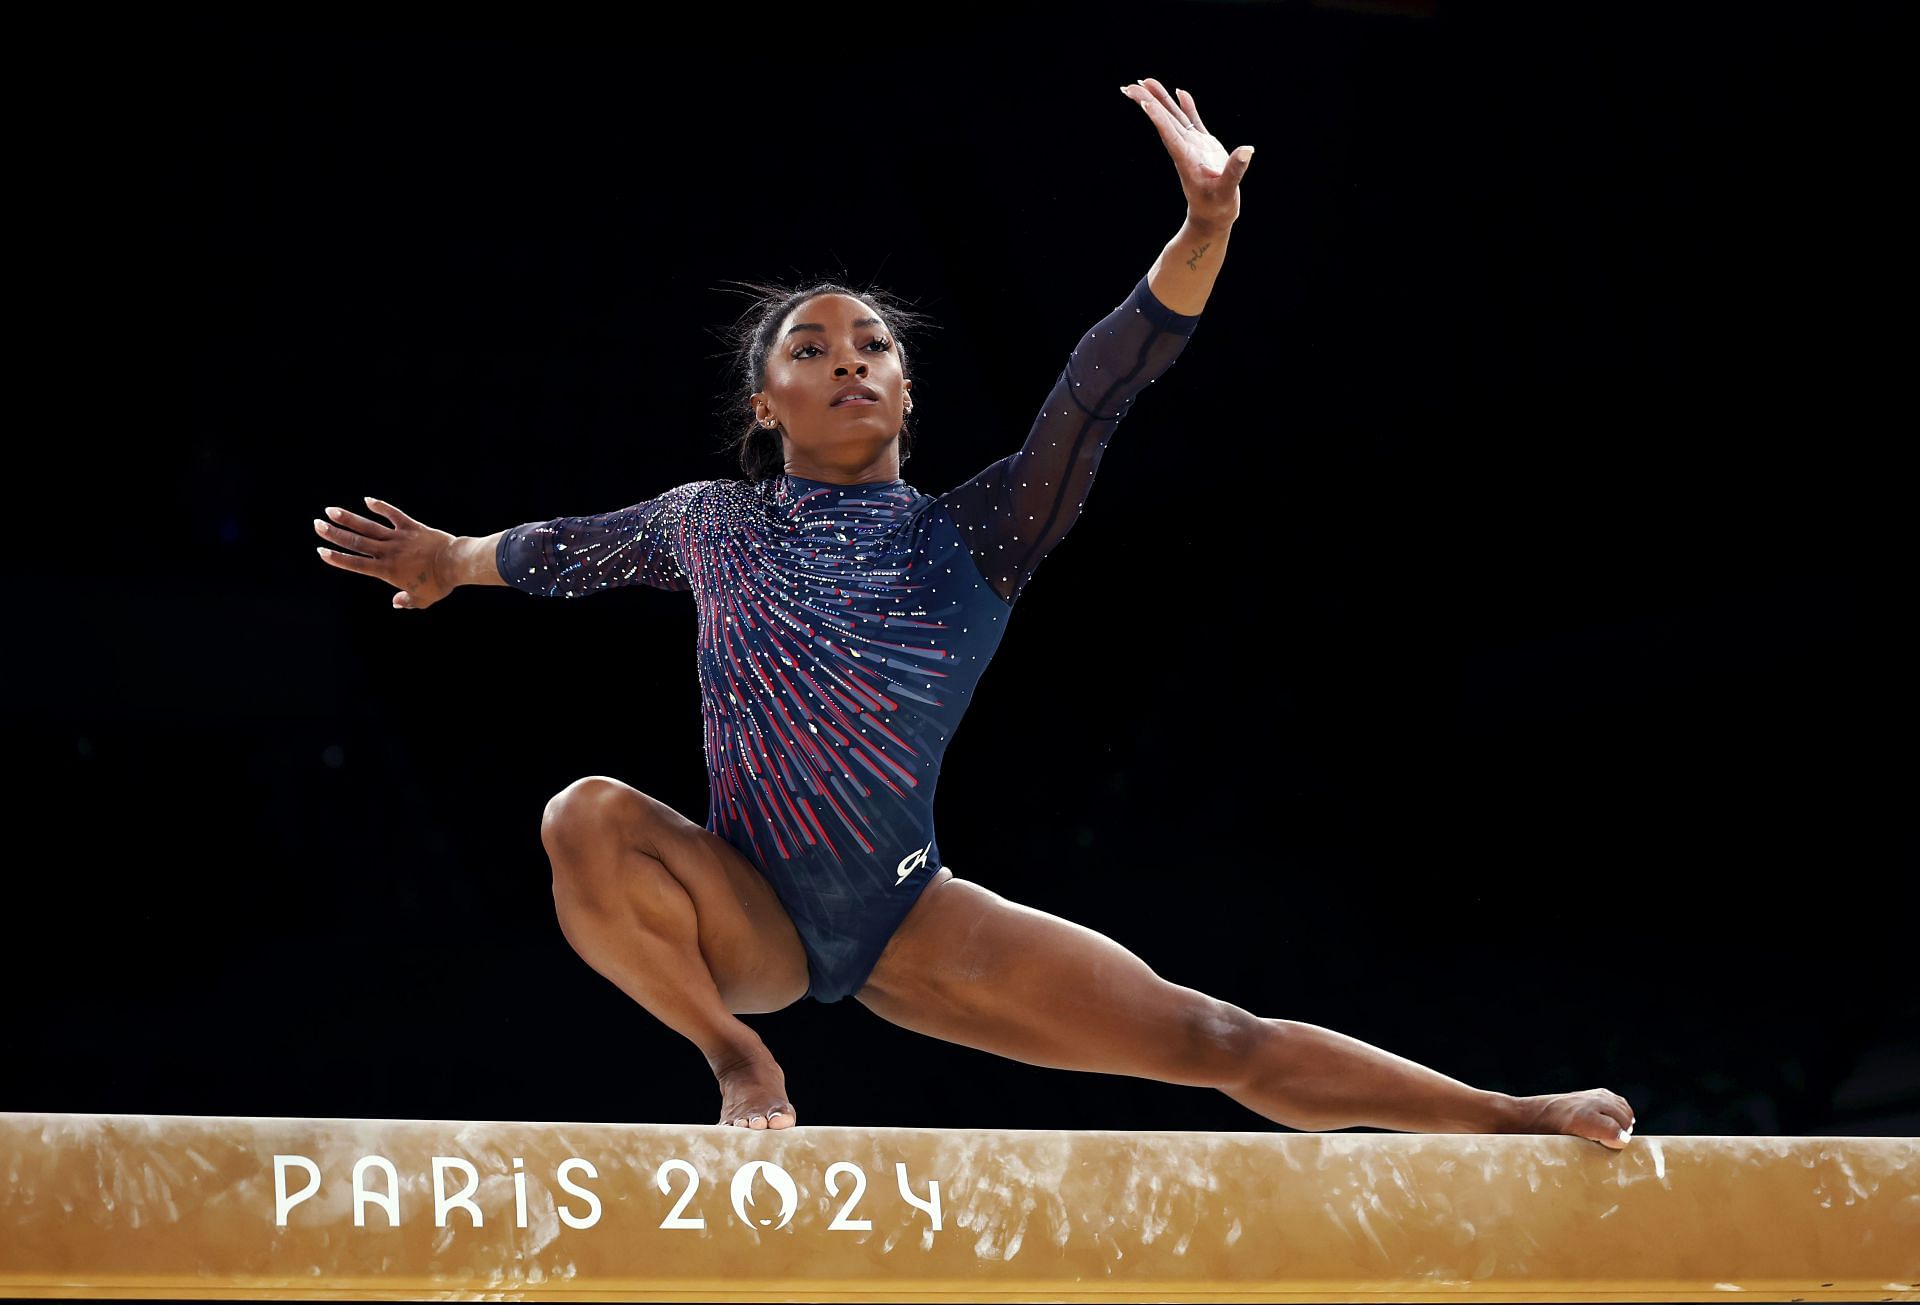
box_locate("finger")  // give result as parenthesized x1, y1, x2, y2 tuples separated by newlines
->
(1123, 83, 1188, 149)
(1175, 86, 1210, 137)
(316, 545, 380, 577)
(324, 504, 395, 537)
(363, 494, 416, 527)
(314, 518, 383, 553)
(1229, 145, 1255, 181)
(1135, 77, 1191, 129)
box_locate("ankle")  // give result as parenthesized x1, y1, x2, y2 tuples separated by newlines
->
(705, 1034, 772, 1077)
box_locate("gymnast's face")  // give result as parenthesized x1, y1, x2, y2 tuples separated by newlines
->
(754, 293, 913, 484)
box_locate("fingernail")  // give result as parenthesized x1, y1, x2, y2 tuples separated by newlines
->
(1617, 1128, 1632, 1143)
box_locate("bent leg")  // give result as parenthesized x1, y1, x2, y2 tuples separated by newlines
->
(542, 776, 809, 1127)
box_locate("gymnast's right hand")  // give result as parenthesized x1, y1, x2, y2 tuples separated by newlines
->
(313, 495, 458, 610)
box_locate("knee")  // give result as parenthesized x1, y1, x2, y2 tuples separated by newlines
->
(540, 776, 631, 855)
(1186, 1000, 1272, 1089)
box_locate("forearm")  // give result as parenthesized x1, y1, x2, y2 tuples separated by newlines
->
(444, 530, 509, 587)
(1147, 211, 1233, 316)
(1264, 1019, 1529, 1134)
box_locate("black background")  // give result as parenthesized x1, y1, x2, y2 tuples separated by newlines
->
(7, 4, 1912, 1140)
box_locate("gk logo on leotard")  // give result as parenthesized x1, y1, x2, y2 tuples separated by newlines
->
(895, 841, 932, 885)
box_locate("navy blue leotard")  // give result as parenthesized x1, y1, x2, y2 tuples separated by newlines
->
(498, 273, 1202, 1002)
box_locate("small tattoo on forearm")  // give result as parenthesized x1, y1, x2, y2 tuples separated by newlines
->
(1185, 240, 1213, 270)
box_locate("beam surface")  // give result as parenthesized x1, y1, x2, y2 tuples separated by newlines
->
(1, 1112, 1915, 1302)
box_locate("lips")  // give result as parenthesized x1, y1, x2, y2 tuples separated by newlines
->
(830, 383, 878, 406)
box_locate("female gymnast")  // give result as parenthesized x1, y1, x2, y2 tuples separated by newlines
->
(315, 77, 1636, 1150)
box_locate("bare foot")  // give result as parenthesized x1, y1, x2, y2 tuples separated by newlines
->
(1517, 1088, 1637, 1149)
(713, 1047, 798, 1129)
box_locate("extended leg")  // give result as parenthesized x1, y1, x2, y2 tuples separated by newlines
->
(855, 875, 1285, 1106)
(857, 875, 1635, 1142)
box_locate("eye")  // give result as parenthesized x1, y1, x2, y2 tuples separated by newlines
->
(793, 339, 891, 359)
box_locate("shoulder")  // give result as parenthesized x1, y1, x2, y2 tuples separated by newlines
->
(677, 476, 779, 534)
(654, 477, 744, 514)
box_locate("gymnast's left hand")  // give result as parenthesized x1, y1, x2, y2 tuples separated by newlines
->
(1120, 77, 1253, 230)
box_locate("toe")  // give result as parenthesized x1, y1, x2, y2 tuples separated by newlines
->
(748, 1114, 768, 1129)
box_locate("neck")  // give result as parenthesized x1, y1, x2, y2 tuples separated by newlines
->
(789, 472, 900, 485)
(783, 461, 901, 486)
(780, 441, 902, 486)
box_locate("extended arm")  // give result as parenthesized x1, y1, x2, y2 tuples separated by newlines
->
(484, 480, 713, 598)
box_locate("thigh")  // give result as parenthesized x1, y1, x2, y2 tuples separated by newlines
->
(854, 873, 1250, 1086)
(546, 777, 810, 1014)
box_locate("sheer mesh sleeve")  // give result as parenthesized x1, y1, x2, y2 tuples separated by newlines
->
(938, 273, 1202, 606)
(494, 479, 713, 598)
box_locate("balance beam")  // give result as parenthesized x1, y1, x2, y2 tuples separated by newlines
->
(1, 1112, 1913, 1302)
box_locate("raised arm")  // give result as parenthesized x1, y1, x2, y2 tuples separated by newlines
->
(938, 267, 1204, 606)
(938, 76, 1248, 606)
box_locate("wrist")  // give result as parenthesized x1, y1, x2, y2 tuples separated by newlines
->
(1487, 1092, 1541, 1134)
(441, 534, 484, 589)
(1185, 209, 1234, 238)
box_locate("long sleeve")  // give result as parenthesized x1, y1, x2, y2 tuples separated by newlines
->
(937, 273, 1202, 606)
(494, 479, 713, 598)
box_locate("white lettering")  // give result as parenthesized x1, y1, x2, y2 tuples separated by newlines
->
(431, 1156, 483, 1228)
(557, 1157, 602, 1230)
(825, 1161, 872, 1231)
(273, 1154, 321, 1226)
(896, 1162, 942, 1229)
(656, 1158, 703, 1230)
(351, 1155, 400, 1228)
